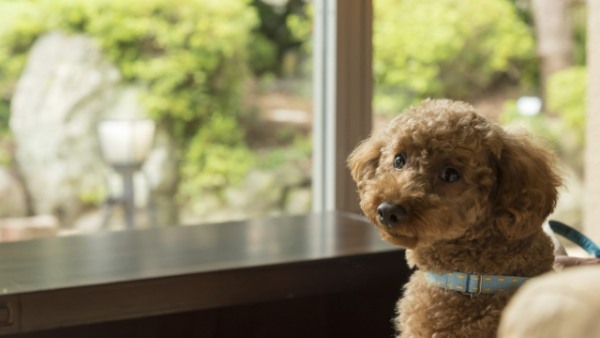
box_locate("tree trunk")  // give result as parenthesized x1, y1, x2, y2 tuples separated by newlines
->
(531, 0, 574, 101)
(584, 0, 600, 242)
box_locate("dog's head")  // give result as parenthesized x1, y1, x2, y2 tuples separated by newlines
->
(347, 99, 561, 249)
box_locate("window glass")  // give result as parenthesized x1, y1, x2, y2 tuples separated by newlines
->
(373, 0, 586, 230)
(0, 0, 314, 241)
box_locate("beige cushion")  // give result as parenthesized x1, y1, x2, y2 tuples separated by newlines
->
(499, 265, 600, 338)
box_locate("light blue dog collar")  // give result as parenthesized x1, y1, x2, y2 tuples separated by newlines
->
(426, 271, 528, 294)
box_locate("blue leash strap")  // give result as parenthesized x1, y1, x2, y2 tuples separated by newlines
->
(548, 220, 600, 258)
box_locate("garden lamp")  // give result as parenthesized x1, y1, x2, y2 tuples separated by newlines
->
(516, 96, 542, 116)
(98, 118, 155, 229)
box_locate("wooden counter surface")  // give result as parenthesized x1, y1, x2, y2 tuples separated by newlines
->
(0, 212, 409, 337)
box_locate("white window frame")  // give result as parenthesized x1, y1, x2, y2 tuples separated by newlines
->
(312, 0, 373, 214)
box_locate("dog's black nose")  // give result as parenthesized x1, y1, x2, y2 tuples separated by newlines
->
(377, 202, 407, 228)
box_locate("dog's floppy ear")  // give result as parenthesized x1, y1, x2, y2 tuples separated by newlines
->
(347, 134, 385, 191)
(489, 128, 561, 240)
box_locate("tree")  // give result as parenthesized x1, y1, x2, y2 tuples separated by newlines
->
(373, 0, 535, 115)
(531, 0, 574, 101)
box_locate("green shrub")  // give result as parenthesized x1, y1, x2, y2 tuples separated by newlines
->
(499, 100, 561, 152)
(547, 66, 587, 139)
(0, 0, 259, 195)
(247, 33, 279, 76)
(546, 66, 587, 174)
(571, 4, 587, 65)
(249, 0, 311, 77)
(374, 0, 535, 115)
(500, 67, 587, 175)
(180, 113, 256, 197)
(258, 134, 312, 170)
(0, 135, 12, 166)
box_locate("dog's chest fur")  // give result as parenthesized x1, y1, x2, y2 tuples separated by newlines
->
(395, 232, 554, 338)
(397, 272, 512, 338)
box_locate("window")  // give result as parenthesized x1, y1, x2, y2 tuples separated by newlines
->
(0, 0, 376, 241)
(372, 0, 594, 242)
(0, 0, 325, 240)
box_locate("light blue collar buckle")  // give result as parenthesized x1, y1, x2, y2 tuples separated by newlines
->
(425, 271, 528, 295)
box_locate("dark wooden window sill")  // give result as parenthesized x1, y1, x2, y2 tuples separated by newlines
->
(0, 212, 409, 337)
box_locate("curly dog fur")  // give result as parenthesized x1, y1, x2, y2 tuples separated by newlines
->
(348, 99, 561, 337)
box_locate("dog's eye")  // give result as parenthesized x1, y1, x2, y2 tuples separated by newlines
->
(440, 167, 460, 182)
(393, 154, 407, 169)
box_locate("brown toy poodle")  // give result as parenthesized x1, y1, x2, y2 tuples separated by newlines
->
(348, 99, 561, 337)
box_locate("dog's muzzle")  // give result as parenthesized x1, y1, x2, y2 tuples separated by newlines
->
(377, 202, 407, 228)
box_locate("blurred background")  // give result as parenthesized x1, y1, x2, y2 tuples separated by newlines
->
(0, 0, 588, 241)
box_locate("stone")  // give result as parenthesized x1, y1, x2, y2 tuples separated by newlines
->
(10, 31, 120, 226)
(10, 32, 179, 228)
(180, 162, 313, 225)
(241, 169, 284, 212)
(275, 162, 307, 187)
(0, 215, 59, 242)
(284, 187, 311, 214)
(0, 167, 28, 217)
(70, 209, 104, 234)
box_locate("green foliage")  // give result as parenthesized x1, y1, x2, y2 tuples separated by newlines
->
(374, 0, 535, 115)
(571, 4, 587, 65)
(501, 67, 587, 175)
(0, 135, 13, 166)
(258, 134, 312, 170)
(79, 185, 107, 206)
(247, 33, 279, 76)
(0, 1, 45, 135)
(0, 0, 260, 193)
(500, 101, 561, 152)
(0, 0, 257, 128)
(547, 66, 587, 141)
(248, 0, 311, 76)
(286, 4, 313, 54)
(180, 114, 256, 196)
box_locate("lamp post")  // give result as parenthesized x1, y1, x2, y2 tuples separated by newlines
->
(516, 96, 542, 116)
(98, 119, 155, 229)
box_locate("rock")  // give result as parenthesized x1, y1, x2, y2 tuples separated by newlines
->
(10, 32, 179, 228)
(71, 209, 105, 234)
(223, 186, 251, 209)
(180, 162, 313, 225)
(0, 215, 59, 242)
(229, 169, 284, 214)
(180, 192, 224, 225)
(284, 187, 311, 214)
(71, 207, 153, 233)
(275, 162, 307, 187)
(0, 167, 28, 217)
(10, 31, 120, 226)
